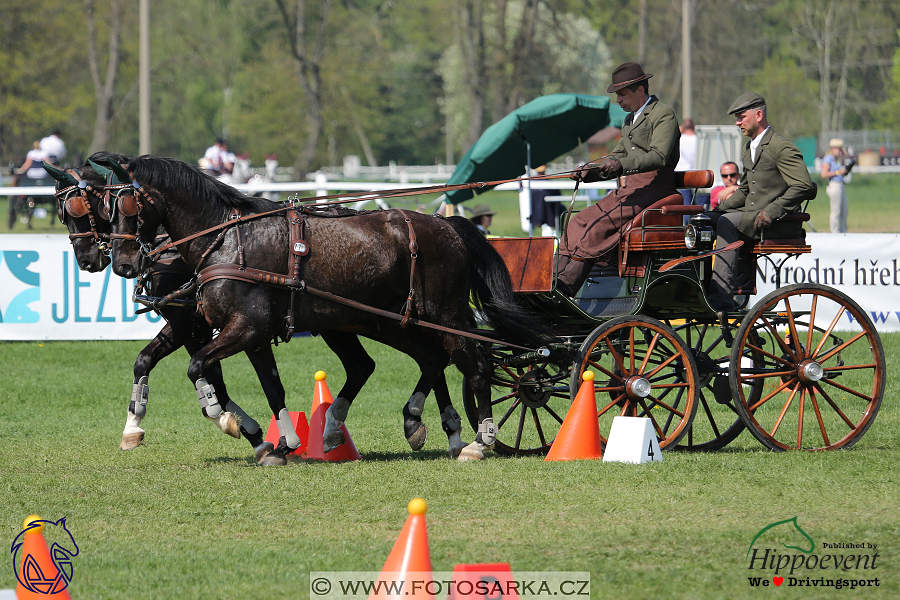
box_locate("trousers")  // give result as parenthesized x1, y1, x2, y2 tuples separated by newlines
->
(827, 181, 847, 233)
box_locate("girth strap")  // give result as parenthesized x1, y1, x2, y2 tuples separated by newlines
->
(396, 209, 418, 328)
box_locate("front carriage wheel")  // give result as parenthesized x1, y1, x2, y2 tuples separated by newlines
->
(572, 316, 699, 449)
(461, 347, 572, 455)
(730, 283, 885, 451)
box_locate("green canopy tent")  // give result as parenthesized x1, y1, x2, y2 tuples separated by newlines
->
(444, 94, 627, 216)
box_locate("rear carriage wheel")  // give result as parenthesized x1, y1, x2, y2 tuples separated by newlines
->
(730, 283, 885, 451)
(572, 316, 699, 449)
(461, 347, 572, 455)
(669, 320, 763, 451)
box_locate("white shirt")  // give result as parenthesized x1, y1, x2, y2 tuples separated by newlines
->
(39, 135, 66, 162)
(25, 148, 48, 179)
(750, 127, 770, 163)
(632, 96, 653, 121)
(675, 133, 697, 171)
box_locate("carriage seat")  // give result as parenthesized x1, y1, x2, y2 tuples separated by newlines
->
(747, 183, 817, 255)
(618, 170, 714, 276)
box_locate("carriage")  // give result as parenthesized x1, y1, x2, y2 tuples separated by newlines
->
(461, 170, 885, 454)
(6, 166, 56, 230)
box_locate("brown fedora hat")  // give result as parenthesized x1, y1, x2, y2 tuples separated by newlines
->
(607, 62, 653, 93)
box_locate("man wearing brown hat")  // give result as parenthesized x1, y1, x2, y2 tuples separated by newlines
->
(706, 92, 813, 311)
(556, 62, 680, 296)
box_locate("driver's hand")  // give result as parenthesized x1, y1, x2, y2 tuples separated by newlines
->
(597, 157, 623, 179)
(571, 165, 601, 183)
(753, 210, 773, 232)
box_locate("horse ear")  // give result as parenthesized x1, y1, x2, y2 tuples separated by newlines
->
(43, 161, 78, 187)
(107, 160, 132, 184)
(88, 160, 113, 181)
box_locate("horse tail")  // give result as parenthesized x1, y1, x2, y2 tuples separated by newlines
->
(446, 216, 555, 349)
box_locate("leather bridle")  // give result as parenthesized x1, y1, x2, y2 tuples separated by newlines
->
(53, 171, 110, 253)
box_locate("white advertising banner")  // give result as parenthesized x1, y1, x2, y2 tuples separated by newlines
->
(1, 232, 899, 340)
(754, 233, 900, 332)
(0, 234, 163, 340)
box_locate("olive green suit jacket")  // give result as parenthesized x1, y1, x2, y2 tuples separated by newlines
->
(611, 96, 680, 175)
(715, 128, 813, 238)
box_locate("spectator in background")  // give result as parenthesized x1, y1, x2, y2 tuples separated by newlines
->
(202, 138, 234, 176)
(821, 138, 849, 233)
(675, 118, 697, 204)
(709, 161, 740, 210)
(39, 129, 66, 164)
(17, 142, 49, 179)
(469, 204, 496, 235)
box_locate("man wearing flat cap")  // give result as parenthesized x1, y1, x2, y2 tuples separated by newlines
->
(556, 62, 680, 296)
(706, 92, 814, 311)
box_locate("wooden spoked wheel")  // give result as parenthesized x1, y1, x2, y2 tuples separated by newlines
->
(461, 348, 572, 455)
(730, 284, 885, 451)
(669, 320, 763, 451)
(572, 316, 699, 449)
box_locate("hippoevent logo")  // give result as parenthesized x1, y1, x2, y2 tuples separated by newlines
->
(10, 517, 79, 594)
(0, 250, 40, 323)
(745, 517, 880, 591)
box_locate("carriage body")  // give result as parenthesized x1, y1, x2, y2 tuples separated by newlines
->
(6, 173, 55, 230)
(464, 171, 885, 455)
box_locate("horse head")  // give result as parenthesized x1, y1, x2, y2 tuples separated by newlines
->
(43, 161, 111, 272)
(101, 158, 157, 279)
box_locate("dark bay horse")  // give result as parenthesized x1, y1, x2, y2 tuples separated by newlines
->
(43, 157, 274, 461)
(105, 155, 549, 463)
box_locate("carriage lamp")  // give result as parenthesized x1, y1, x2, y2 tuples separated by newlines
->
(685, 213, 714, 251)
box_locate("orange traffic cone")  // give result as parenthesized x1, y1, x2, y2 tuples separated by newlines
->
(545, 371, 603, 461)
(263, 411, 310, 457)
(303, 371, 362, 461)
(369, 498, 433, 600)
(15, 515, 73, 599)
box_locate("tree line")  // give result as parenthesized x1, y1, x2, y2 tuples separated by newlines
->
(1, 0, 898, 175)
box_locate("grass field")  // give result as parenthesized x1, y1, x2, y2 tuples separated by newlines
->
(0, 336, 897, 599)
(3, 173, 899, 237)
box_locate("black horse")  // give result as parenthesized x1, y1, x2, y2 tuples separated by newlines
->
(104, 155, 549, 463)
(43, 157, 274, 460)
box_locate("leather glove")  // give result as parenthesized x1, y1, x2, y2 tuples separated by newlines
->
(597, 157, 623, 179)
(753, 210, 773, 232)
(571, 164, 601, 183)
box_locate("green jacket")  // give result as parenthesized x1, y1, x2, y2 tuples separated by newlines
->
(716, 128, 814, 238)
(611, 96, 680, 175)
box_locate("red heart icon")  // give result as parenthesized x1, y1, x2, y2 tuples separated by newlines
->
(773, 577, 783, 586)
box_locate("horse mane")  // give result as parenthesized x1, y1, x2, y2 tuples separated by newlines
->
(126, 155, 278, 213)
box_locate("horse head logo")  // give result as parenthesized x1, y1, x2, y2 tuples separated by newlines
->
(11, 517, 80, 594)
(747, 516, 815, 558)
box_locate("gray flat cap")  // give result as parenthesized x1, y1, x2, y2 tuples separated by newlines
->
(727, 92, 766, 115)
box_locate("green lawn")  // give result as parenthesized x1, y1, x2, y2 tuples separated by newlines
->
(0, 337, 897, 599)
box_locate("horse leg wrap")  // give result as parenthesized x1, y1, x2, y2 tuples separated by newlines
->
(406, 391, 426, 417)
(323, 397, 350, 453)
(226, 401, 260, 436)
(130, 376, 149, 418)
(195, 378, 222, 418)
(276, 408, 301, 450)
(441, 406, 467, 459)
(476, 418, 496, 448)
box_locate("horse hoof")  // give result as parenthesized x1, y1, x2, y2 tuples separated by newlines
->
(254, 442, 275, 461)
(457, 443, 485, 461)
(406, 423, 427, 451)
(120, 431, 145, 451)
(323, 430, 345, 453)
(448, 442, 467, 459)
(210, 412, 241, 439)
(258, 453, 287, 466)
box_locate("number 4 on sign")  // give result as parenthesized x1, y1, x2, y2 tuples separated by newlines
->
(603, 417, 663, 464)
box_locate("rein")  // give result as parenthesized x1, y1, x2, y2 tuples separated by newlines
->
(142, 170, 582, 260)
